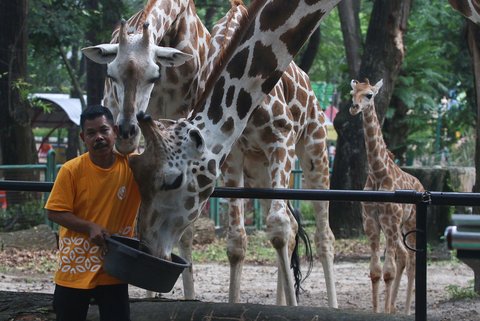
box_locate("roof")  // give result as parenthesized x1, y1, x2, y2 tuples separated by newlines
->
(30, 93, 84, 127)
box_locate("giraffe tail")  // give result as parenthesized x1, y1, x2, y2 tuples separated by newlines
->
(288, 201, 314, 301)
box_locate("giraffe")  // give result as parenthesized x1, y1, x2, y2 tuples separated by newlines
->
(221, 62, 336, 307)
(82, 0, 337, 307)
(449, 0, 480, 24)
(128, 0, 341, 306)
(81, 0, 247, 300)
(349, 79, 425, 314)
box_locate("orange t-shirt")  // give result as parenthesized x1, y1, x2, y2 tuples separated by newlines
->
(45, 152, 141, 289)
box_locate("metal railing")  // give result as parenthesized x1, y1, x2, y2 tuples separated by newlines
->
(0, 150, 58, 183)
(1, 179, 479, 321)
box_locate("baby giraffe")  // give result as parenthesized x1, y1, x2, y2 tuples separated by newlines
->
(350, 79, 424, 314)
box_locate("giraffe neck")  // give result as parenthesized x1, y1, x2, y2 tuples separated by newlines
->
(189, 0, 340, 166)
(362, 103, 391, 176)
(138, 0, 192, 45)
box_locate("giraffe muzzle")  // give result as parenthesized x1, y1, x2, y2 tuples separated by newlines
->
(349, 105, 360, 115)
(119, 123, 138, 139)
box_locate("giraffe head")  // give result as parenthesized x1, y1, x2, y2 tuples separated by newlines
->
(128, 112, 216, 259)
(81, 21, 192, 154)
(349, 78, 383, 116)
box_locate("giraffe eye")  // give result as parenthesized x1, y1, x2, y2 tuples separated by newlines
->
(365, 93, 373, 99)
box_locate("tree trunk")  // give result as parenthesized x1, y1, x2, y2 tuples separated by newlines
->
(337, 0, 362, 79)
(384, 95, 409, 165)
(298, 28, 320, 73)
(0, 291, 414, 321)
(0, 0, 38, 205)
(467, 21, 480, 214)
(330, 0, 412, 238)
(329, 99, 366, 238)
(85, 0, 107, 107)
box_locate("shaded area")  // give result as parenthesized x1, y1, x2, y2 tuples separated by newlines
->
(0, 291, 414, 321)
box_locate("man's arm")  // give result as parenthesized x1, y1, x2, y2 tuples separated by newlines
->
(47, 210, 109, 246)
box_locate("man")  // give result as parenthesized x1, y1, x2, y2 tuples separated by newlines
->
(45, 105, 141, 321)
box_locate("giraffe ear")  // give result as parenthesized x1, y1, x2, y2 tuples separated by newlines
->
(187, 129, 205, 156)
(154, 46, 193, 67)
(350, 79, 358, 90)
(81, 44, 118, 64)
(373, 79, 384, 94)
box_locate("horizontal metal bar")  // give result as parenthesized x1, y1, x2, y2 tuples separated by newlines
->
(3, 180, 478, 205)
(0, 180, 53, 192)
(211, 187, 425, 203)
(0, 165, 47, 170)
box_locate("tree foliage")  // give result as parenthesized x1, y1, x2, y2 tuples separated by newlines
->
(387, 0, 475, 165)
(21, 0, 477, 169)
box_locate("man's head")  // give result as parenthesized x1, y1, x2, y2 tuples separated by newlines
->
(80, 105, 114, 130)
(80, 105, 117, 156)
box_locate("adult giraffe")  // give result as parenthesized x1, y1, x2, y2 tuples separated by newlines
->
(82, 0, 246, 300)
(129, 0, 341, 306)
(350, 79, 424, 314)
(83, 0, 337, 307)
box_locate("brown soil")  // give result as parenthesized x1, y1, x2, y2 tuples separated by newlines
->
(0, 226, 479, 320)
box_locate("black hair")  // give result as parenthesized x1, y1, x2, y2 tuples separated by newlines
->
(80, 105, 114, 130)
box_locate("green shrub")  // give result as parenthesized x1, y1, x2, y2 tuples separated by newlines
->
(0, 200, 46, 232)
(445, 280, 478, 300)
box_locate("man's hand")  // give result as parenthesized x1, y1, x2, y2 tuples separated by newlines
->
(88, 222, 110, 247)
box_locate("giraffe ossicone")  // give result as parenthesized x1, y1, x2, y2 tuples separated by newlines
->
(129, 0, 341, 307)
(350, 78, 425, 315)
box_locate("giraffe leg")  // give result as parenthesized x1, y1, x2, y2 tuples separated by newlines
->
(388, 205, 409, 314)
(267, 199, 298, 306)
(226, 198, 247, 303)
(267, 199, 287, 306)
(222, 150, 247, 303)
(298, 125, 337, 308)
(403, 204, 417, 315)
(380, 208, 402, 314)
(313, 200, 337, 307)
(178, 224, 195, 300)
(363, 202, 382, 313)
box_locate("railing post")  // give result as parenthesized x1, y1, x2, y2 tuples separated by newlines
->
(416, 198, 429, 321)
(45, 149, 57, 229)
(293, 159, 302, 209)
(254, 199, 263, 230)
(209, 197, 220, 228)
(46, 149, 56, 182)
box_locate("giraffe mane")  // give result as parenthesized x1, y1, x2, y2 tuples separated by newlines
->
(214, 1, 246, 69)
(141, 0, 157, 27)
(191, 0, 267, 116)
(386, 149, 395, 161)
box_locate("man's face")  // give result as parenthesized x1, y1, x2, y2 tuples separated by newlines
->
(80, 115, 117, 156)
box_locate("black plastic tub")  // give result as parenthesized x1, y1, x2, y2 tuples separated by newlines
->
(104, 235, 190, 292)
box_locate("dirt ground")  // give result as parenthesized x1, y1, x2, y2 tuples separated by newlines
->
(0, 225, 478, 320)
(1, 255, 479, 320)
